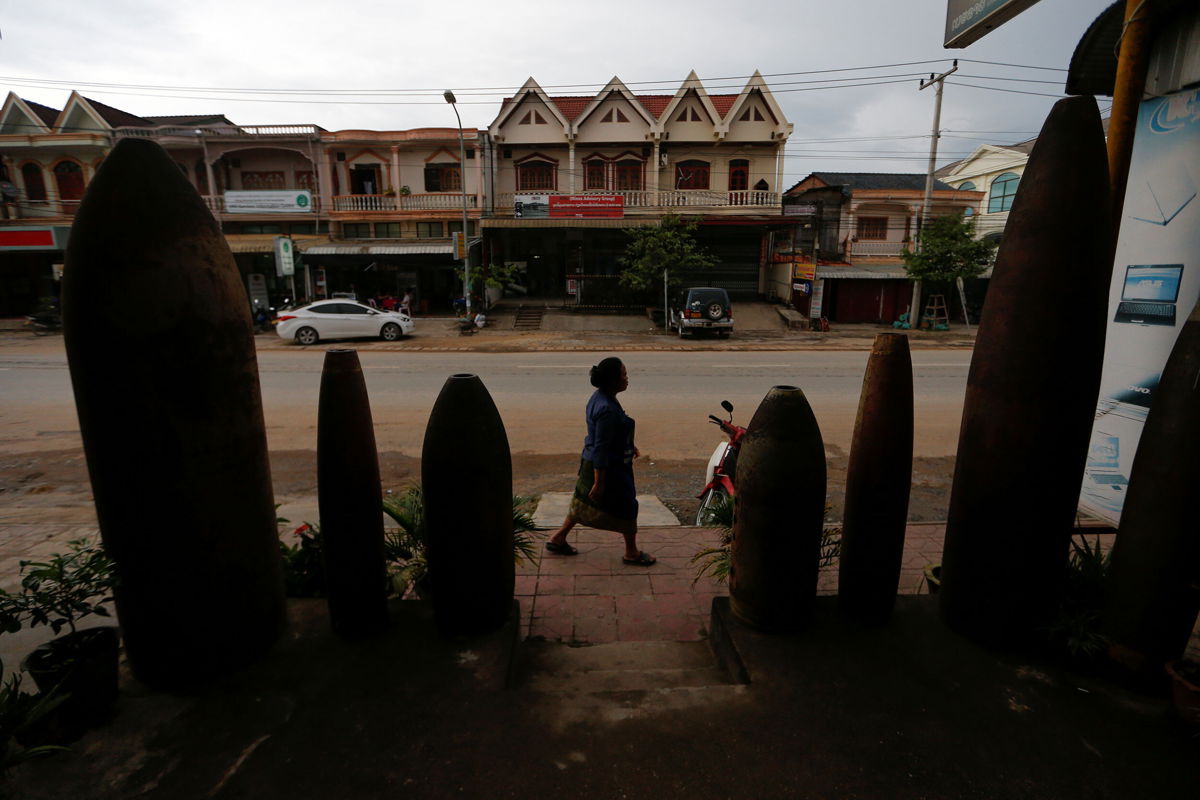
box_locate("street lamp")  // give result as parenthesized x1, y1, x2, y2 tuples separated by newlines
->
(444, 90, 471, 316)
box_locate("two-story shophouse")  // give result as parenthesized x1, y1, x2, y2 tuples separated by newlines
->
(934, 138, 1034, 243)
(783, 172, 983, 323)
(0, 91, 485, 316)
(483, 71, 792, 304)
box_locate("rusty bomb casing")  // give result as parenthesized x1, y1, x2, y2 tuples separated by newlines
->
(838, 333, 913, 624)
(318, 349, 389, 638)
(730, 385, 827, 632)
(939, 95, 1111, 644)
(62, 138, 285, 690)
(421, 373, 515, 635)
(1105, 301, 1200, 670)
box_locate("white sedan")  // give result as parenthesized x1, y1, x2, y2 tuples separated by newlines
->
(275, 300, 414, 345)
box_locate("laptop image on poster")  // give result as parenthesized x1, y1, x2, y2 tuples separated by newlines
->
(1113, 264, 1184, 326)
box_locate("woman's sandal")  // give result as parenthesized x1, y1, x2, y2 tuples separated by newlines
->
(622, 551, 656, 566)
(545, 540, 579, 556)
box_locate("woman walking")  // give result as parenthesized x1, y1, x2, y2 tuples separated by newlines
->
(546, 357, 655, 566)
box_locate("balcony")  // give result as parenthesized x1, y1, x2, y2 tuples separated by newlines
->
(494, 190, 779, 213)
(848, 240, 909, 258)
(331, 194, 480, 213)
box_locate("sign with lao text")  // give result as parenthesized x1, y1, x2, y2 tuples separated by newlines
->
(225, 190, 313, 214)
(549, 195, 624, 218)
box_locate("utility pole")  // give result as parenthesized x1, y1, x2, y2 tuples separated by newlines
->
(911, 60, 958, 328)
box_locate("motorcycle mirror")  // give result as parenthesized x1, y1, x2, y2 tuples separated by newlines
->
(721, 400, 734, 414)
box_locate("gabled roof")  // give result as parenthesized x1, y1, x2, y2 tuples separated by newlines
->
(144, 113, 237, 127)
(490, 78, 572, 133)
(721, 70, 791, 135)
(659, 71, 723, 128)
(571, 78, 659, 132)
(79, 96, 153, 128)
(0, 93, 57, 135)
(25, 99, 60, 128)
(789, 172, 955, 193)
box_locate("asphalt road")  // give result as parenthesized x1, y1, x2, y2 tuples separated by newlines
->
(0, 343, 971, 461)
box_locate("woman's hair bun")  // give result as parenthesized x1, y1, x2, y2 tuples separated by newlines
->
(589, 357, 623, 389)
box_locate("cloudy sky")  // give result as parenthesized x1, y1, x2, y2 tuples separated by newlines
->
(3, 0, 1114, 183)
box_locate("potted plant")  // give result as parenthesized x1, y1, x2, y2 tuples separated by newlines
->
(0, 661, 68, 774)
(0, 539, 118, 736)
(1165, 655, 1200, 726)
(382, 486, 539, 598)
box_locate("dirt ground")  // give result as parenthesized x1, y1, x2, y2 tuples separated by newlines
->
(0, 446, 956, 526)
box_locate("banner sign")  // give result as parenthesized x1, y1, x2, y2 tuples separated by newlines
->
(784, 203, 817, 216)
(810, 279, 825, 318)
(792, 261, 816, 281)
(274, 236, 295, 277)
(792, 280, 812, 296)
(0, 226, 66, 250)
(549, 195, 624, 218)
(1079, 87, 1200, 525)
(944, 0, 1040, 48)
(226, 190, 313, 214)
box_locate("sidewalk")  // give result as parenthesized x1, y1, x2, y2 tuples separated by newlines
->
(249, 301, 978, 353)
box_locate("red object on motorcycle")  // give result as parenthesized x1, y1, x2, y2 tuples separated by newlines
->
(729, 385, 826, 631)
(837, 333, 913, 624)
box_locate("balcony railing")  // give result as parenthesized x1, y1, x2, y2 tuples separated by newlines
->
(331, 194, 479, 212)
(115, 124, 323, 139)
(849, 240, 909, 257)
(495, 190, 779, 211)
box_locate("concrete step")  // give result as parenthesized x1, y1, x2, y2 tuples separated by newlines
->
(532, 492, 680, 528)
(518, 640, 747, 728)
(513, 306, 545, 330)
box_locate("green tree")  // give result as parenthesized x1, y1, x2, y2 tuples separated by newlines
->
(902, 214, 996, 284)
(618, 213, 717, 293)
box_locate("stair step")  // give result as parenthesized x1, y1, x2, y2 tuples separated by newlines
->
(525, 640, 719, 673)
(527, 665, 730, 693)
(525, 685, 750, 727)
(513, 306, 545, 330)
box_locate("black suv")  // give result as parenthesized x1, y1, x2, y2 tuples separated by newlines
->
(669, 287, 733, 338)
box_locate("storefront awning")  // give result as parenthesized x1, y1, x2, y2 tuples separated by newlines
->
(225, 235, 328, 254)
(817, 262, 994, 280)
(818, 264, 911, 279)
(481, 218, 658, 229)
(303, 243, 455, 255)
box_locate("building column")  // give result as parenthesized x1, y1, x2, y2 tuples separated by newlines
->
(317, 148, 335, 213)
(651, 139, 661, 203)
(567, 140, 576, 193)
(389, 146, 401, 198)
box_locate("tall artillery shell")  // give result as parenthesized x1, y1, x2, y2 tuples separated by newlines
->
(939, 96, 1111, 643)
(730, 385, 827, 631)
(1104, 303, 1200, 669)
(422, 374, 514, 635)
(318, 349, 389, 637)
(838, 333, 913, 624)
(61, 138, 285, 689)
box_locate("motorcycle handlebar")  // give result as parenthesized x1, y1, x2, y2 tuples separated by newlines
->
(708, 415, 723, 423)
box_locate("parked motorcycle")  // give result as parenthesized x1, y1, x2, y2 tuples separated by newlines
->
(695, 400, 747, 525)
(25, 309, 61, 335)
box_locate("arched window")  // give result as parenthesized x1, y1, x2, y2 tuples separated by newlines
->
(53, 161, 85, 201)
(614, 159, 642, 191)
(728, 159, 749, 192)
(988, 172, 1019, 213)
(584, 159, 606, 190)
(516, 158, 556, 191)
(675, 160, 710, 190)
(21, 163, 46, 201)
(958, 181, 976, 191)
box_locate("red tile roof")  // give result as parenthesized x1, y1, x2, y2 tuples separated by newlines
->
(710, 95, 738, 118)
(82, 96, 153, 128)
(23, 99, 60, 129)
(501, 91, 745, 124)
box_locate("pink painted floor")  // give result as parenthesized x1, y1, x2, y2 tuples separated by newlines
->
(517, 523, 947, 644)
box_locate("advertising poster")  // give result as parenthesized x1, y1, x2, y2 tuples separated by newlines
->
(1079, 87, 1200, 524)
(226, 190, 312, 214)
(513, 194, 549, 218)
